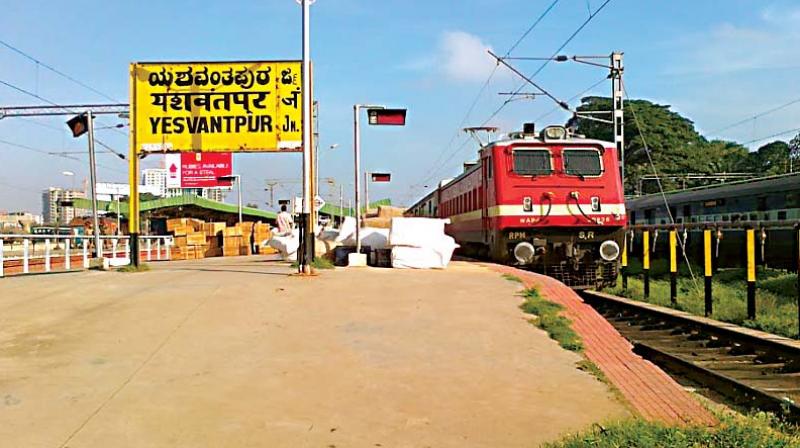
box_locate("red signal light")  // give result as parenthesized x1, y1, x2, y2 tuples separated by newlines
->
(371, 172, 391, 182)
(367, 108, 406, 126)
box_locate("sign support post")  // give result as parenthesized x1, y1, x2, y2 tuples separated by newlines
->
(299, 0, 314, 273)
(86, 111, 103, 258)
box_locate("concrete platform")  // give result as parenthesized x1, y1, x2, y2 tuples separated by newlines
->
(490, 264, 717, 427)
(0, 258, 627, 447)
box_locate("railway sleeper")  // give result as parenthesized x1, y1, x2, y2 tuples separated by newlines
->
(633, 342, 800, 422)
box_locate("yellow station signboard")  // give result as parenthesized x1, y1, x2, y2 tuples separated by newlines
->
(130, 60, 303, 153)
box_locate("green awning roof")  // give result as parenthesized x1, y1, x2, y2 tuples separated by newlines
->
(319, 199, 393, 218)
(73, 195, 277, 220)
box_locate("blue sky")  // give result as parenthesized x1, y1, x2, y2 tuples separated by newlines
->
(1, 0, 799, 213)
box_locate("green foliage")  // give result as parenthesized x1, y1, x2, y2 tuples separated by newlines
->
(502, 273, 523, 283)
(311, 257, 334, 270)
(740, 141, 792, 176)
(289, 257, 335, 270)
(545, 413, 800, 447)
(568, 97, 793, 195)
(613, 261, 799, 338)
(117, 263, 151, 273)
(520, 288, 583, 352)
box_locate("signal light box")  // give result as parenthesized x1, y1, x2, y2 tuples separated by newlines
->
(371, 172, 391, 182)
(367, 108, 406, 126)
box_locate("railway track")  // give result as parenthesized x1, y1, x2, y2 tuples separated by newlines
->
(581, 290, 800, 421)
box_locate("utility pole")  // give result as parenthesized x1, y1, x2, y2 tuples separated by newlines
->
(266, 181, 278, 208)
(364, 171, 370, 217)
(86, 111, 102, 258)
(236, 176, 243, 225)
(353, 104, 362, 258)
(339, 184, 343, 227)
(299, 0, 314, 273)
(611, 52, 625, 193)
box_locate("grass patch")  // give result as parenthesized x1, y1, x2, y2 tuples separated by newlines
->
(311, 257, 334, 270)
(117, 263, 150, 273)
(290, 257, 335, 270)
(502, 273, 523, 283)
(545, 412, 800, 447)
(615, 258, 799, 339)
(520, 287, 583, 352)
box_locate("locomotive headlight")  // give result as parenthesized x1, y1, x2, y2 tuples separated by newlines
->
(523, 196, 533, 212)
(514, 242, 536, 264)
(599, 240, 620, 261)
(591, 196, 601, 212)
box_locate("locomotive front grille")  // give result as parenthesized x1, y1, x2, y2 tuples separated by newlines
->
(544, 261, 618, 289)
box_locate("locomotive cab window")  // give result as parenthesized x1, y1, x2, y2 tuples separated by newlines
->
(563, 148, 603, 177)
(512, 149, 552, 176)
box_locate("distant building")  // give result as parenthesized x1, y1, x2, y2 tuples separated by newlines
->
(142, 168, 226, 201)
(142, 168, 168, 197)
(203, 187, 227, 202)
(95, 182, 162, 202)
(42, 187, 86, 224)
(0, 211, 42, 232)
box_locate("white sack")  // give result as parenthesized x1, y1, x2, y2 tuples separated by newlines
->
(335, 216, 357, 243)
(340, 227, 390, 249)
(391, 235, 459, 269)
(389, 217, 451, 248)
(268, 230, 299, 261)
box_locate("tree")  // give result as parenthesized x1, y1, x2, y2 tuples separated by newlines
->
(790, 133, 800, 173)
(740, 140, 790, 176)
(245, 202, 259, 209)
(568, 97, 768, 194)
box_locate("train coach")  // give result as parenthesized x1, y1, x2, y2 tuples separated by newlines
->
(627, 172, 800, 269)
(408, 124, 627, 289)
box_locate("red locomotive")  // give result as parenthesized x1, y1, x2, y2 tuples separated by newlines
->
(407, 124, 626, 289)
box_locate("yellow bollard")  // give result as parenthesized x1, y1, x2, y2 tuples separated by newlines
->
(746, 228, 756, 320)
(621, 237, 628, 291)
(669, 229, 677, 305)
(643, 230, 650, 298)
(704, 229, 712, 316)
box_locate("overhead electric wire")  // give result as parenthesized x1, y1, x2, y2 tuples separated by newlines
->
(408, 0, 614, 202)
(708, 96, 800, 136)
(0, 77, 126, 160)
(0, 137, 127, 175)
(0, 137, 79, 160)
(482, 0, 614, 127)
(534, 76, 607, 122)
(0, 40, 129, 138)
(740, 127, 800, 146)
(403, 0, 562, 204)
(622, 79, 699, 287)
(0, 39, 120, 103)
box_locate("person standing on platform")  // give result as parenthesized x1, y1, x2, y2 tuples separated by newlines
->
(276, 205, 294, 236)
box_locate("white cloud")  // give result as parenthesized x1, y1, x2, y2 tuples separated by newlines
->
(438, 31, 498, 83)
(673, 6, 800, 76)
(400, 31, 505, 84)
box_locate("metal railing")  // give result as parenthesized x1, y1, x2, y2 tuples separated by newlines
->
(0, 234, 173, 278)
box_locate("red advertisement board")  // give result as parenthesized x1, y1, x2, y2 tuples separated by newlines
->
(166, 152, 233, 188)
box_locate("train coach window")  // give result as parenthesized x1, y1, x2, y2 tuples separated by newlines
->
(563, 149, 603, 177)
(778, 211, 787, 220)
(512, 149, 552, 175)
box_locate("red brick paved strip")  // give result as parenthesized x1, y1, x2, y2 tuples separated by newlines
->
(489, 264, 718, 426)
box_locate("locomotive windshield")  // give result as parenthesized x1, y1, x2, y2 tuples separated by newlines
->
(563, 149, 602, 177)
(513, 149, 552, 175)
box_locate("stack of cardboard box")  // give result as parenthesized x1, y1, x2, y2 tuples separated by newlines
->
(223, 226, 243, 257)
(253, 222, 272, 253)
(167, 218, 273, 259)
(167, 218, 205, 260)
(203, 222, 226, 257)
